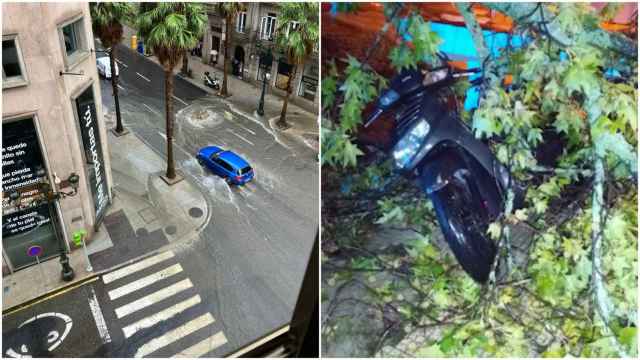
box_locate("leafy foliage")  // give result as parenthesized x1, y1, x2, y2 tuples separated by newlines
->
(322, 3, 637, 357)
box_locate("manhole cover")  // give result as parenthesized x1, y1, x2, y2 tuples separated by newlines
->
(189, 207, 204, 218)
(136, 228, 149, 237)
(165, 225, 177, 235)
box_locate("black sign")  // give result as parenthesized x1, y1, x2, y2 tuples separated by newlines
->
(2, 118, 46, 194)
(2, 203, 51, 238)
(76, 87, 109, 225)
(302, 75, 318, 87)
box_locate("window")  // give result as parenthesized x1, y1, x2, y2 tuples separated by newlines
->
(298, 62, 318, 101)
(259, 13, 277, 40)
(236, 11, 247, 33)
(219, 160, 234, 172)
(62, 20, 82, 56)
(58, 16, 88, 69)
(238, 166, 252, 175)
(286, 21, 300, 37)
(2, 36, 28, 88)
(275, 59, 293, 91)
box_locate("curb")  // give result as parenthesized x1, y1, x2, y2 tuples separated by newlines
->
(2, 275, 100, 317)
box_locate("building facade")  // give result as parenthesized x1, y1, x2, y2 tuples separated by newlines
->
(2, 2, 112, 274)
(202, 3, 319, 114)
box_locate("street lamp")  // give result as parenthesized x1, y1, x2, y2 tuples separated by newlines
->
(257, 50, 273, 117)
(257, 71, 271, 117)
(8, 169, 81, 282)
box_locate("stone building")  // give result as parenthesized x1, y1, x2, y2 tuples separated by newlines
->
(202, 3, 319, 113)
(2, 2, 112, 274)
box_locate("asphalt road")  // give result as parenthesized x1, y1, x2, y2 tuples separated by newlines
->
(2, 44, 318, 357)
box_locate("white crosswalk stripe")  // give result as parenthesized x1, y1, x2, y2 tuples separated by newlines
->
(101, 251, 228, 357)
(115, 278, 194, 319)
(173, 331, 228, 358)
(108, 263, 183, 300)
(103, 251, 175, 284)
(122, 295, 202, 338)
(134, 313, 215, 358)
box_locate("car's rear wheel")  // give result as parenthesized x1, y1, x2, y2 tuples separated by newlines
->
(197, 157, 204, 166)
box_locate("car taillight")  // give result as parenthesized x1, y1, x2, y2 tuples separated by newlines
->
(235, 176, 242, 181)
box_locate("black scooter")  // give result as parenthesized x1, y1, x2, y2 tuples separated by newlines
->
(365, 63, 524, 283)
(203, 71, 220, 90)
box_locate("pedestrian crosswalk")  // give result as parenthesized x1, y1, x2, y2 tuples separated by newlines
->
(101, 251, 228, 357)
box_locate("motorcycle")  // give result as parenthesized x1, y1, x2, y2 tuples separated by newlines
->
(364, 60, 524, 283)
(203, 71, 220, 90)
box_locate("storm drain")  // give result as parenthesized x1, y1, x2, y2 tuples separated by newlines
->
(189, 207, 204, 218)
(164, 225, 177, 235)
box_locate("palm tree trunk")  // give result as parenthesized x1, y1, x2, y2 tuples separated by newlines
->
(278, 64, 298, 128)
(164, 69, 176, 179)
(221, 14, 231, 96)
(181, 50, 189, 76)
(110, 46, 124, 134)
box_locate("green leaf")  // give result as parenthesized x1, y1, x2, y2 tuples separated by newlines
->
(617, 327, 637, 352)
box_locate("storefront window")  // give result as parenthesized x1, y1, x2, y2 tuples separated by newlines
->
(2, 118, 60, 270)
(275, 59, 292, 91)
(298, 62, 318, 101)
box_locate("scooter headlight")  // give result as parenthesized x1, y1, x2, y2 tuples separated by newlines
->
(393, 118, 430, 169)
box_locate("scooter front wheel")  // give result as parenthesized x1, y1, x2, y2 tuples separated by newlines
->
(429, 180, 497, 283)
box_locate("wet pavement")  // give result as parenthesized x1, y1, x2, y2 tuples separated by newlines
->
(90, 43, 316, 355)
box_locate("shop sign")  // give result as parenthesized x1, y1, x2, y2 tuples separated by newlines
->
(76, 87, 109, 225)
(1, 118, 47, 210)
(2, 203, 51, 238)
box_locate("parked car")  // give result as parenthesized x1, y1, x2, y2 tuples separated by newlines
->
(197, 146, 254, 185)
(96, 56, 119, 79)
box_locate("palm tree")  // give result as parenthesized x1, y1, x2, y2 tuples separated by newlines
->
(216, 2, 245, 97)
(90, 2, 134, 135)
(137, 3, 206, 181)
(275, 2, 319, 129)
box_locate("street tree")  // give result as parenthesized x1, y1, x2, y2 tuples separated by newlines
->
(216, 2, 246, 97)
(275, 2, 319, 129)
(137, 3, 206, 181)
(90, 2, 135, 136)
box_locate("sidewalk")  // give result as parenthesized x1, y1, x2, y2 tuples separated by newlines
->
(118, 25, 318, 150)
(2, 114, 210, 311)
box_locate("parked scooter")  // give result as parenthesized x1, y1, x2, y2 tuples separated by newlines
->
(364, 59, 524, 283)
(203, 71, 220, 90)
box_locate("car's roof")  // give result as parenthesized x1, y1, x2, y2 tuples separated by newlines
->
(218, 150, 250, 169)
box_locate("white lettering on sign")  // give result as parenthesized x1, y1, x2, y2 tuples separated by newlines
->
(82, 101, 108, 216)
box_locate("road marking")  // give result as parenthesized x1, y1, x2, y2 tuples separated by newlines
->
(108, 264, 183, 300)
(123, 295, 202, 338)
(115, 59, 128, 68)
(115, 279, 193, 319)
(222, 112, 257, 135)
(103, 251, 174, 284)
(88, 287, 112, 344)
(117, 84, 125, 90)
(142, 103, 161, 117)
(134, 313, 214, 357)
(174, 331, 228, 357)
(226, 129, 254, 146)
(136, 72, 151, 82)
(172, 95, 188, 106)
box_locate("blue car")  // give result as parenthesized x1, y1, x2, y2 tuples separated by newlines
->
(197, 146, 254, 185)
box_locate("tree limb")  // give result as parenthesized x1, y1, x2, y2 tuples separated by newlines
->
(482, 3, 637, 59)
